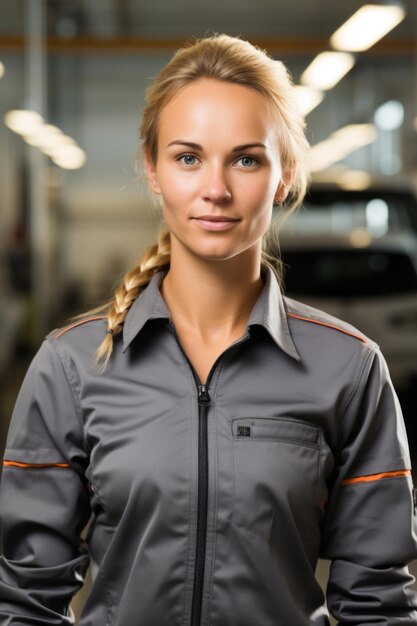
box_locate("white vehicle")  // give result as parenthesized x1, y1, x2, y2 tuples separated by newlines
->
(284, 185, 417, 236)
(279, 233, 417, 391)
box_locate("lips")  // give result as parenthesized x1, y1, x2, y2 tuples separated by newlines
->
(191, 215, 240, 231)
(192, 215, 239, 222)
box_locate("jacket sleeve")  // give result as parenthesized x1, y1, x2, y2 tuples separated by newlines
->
(0, 338, 91, 625)
(321, 344, 417, 624)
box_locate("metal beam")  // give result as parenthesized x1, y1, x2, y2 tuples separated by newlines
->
(0, 34, 415, 55)
(25, 0, 50, 340)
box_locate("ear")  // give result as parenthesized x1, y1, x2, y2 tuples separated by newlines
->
(274, 168, 295, 204)
(144, 151, 161, 194)
(274, 182, 289, 204)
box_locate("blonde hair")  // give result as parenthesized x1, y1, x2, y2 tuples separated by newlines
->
(94, 33, 310, 371)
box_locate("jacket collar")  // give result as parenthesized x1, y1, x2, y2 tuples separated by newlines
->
(122, 266, 301, 361)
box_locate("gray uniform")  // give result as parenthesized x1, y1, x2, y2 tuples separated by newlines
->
(1, 267, 416, 625)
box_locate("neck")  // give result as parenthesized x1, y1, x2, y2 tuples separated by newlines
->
(160, 242, 265, 343)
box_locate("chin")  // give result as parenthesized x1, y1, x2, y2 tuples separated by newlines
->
(172, 234, 247, 262)
(194, 247, 248, 263)
(193, 251, 234, 262)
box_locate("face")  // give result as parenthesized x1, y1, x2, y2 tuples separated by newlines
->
(145, 78, 289, 265)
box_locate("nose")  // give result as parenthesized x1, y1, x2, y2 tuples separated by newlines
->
(201, 164, 232, 203)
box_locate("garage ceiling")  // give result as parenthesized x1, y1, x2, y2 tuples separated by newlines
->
(0, 0, 416, 46)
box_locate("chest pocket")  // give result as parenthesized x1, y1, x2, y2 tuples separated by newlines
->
(231, 417, 326, 550)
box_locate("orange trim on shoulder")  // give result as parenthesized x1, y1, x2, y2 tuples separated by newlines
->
(54, 316, 106, 339)
(342, 469, 410, 485)
(3, 460, 71, 469)
(287, 312, 368, 345)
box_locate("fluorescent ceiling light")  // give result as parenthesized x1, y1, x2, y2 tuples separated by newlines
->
(294, 86, 324, 116)
(309, 124, 377, 172)
(330, 3, 406, 52)
(312, 166, 372, 190)
(4, 109, 44, 135)
(300, 52, 355, 90)
(51, 144, 86, 169)
(5, 110, 85, 169)
(24, 124, 63, 147)
(39, 135, 76, 157)
(0, 62, 4, 78)
(24, 124, 77, 153)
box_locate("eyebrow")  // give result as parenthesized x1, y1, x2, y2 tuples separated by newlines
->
(167, 140, 267, 152)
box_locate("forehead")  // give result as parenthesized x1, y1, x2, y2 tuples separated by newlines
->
(157, 79, 276, 147)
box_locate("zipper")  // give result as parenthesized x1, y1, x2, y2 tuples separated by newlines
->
(169, 321, 250, 626)
(191, 383, 211, 626)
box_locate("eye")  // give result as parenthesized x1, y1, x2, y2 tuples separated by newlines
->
(235, 155, 260, 168)
(177, 153, 199, 166)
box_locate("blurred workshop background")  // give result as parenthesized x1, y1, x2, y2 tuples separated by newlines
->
(0, 0, 417, 620)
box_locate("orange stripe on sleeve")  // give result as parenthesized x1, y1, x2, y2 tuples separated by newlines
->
(54, 316, 106, 339)
(342, 469, 411, 485)
(287, 312, 368, 344)
(3, 460, 71, 469)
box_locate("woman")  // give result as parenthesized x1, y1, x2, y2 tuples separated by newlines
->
(1, 34, 416, 626)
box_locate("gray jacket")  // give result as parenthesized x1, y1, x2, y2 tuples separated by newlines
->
(1, 267, 417, 625)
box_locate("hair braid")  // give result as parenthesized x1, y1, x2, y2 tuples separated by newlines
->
(95, 228, 171, 371)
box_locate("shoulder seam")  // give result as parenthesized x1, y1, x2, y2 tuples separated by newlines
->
(47, 337, 87, 453)
(286, 312, 368, 345)
(53, 315, 106, 340)
(341, 345, 375, 418)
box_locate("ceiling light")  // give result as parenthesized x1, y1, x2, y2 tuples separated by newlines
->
(39, 135, 76, 156)
(330, 3, 406, 52)
(0, 62, 4, 79)
(51, 144, 86, 169)
(312, 167, 372, 190)
(332, 124, 377, 147)
(24, 124, 78, 154)
(294, 86, 324, 116)
(309, 124, 377, 172)
(300, 52, 355, 90)
(4, 109, 44, 135)
(374, 100, 404, 130)
(24, 124, 63, 147)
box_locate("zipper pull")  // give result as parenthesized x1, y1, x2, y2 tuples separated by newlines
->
(197, 384, 211, 406)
